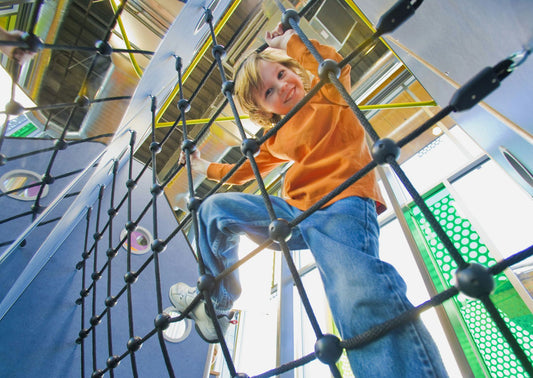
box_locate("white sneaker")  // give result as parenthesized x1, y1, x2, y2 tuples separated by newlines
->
(169, 282, 233, 343)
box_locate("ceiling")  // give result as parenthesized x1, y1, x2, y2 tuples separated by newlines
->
(3, 0, 456, 214)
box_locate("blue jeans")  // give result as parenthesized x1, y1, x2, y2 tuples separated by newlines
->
(197, 193, 447, 377)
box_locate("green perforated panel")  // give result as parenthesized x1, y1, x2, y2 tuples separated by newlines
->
(405, 186, 533, 377)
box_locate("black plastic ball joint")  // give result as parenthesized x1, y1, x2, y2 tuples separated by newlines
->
(150, 141, 161, 154)
(105, 296, 117, 308)
(151, 239, 166, 254)
(54, 139, 68, 150)
(31, 203, 43, 214)
(241, 138, 260, 157)
(372, 138, 400, 165)
(91, 272, 101, 281)
(90, 315, 101, 326)
(75, 95, 91, 108)
(154, 313, 171, 330)
(4, 100, 24, 116)
(125, 221, 137, 232)
(106, 248, 117, 258)
(204, 8, 214, 23)
(221, 80, 234, 96)
(42, 173, 55, 185)
(124, 271, 138, 284)
(187, 196, 202, 211)
(91, 369, 104, 378)
(455, 263, 494, 298)
(314, 334, 342, 364)
(178, 98, 191, 113)
(78, 328, 90, 340)
(197, 274, 216, 293)
(127, 336, 143, 352)
(151, 184, 163, 196)
(21, 32, 44, 52)
(95, 40, 113, 56)
(181, 138, 196, 153)
(212, 44, 226, 60)
(269, 218, 292, 242)
(318, 59, 341, 83)
(281, 9, 300, 30)
(126, 179, 137, 189)
(106, 355, 120, 369)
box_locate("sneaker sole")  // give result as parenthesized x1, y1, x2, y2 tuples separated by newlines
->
(168, 285, 223, 343)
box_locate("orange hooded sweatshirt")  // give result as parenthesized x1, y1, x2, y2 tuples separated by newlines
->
(207, 35, 385, 213)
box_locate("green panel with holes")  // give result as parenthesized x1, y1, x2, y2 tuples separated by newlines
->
(404, 184, 533, 377)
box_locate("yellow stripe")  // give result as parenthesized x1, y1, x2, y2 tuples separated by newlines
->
(154, 101, 436, 129)
(155, 0, 243, 122)
(344, 1, 412, 74)
(156, 114, 249, 128)
(28, 0, 70, 97)
(359, 100, 436, 110)
(109, 0, 144, 78)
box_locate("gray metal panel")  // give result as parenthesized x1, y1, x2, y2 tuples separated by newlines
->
(354, 0, 533, 194)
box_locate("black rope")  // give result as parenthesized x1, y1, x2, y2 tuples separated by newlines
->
(0, 167, 83, 199)
(480, 296, 533, 375)
(30, 106, 82, 218)
(0, 210, 35, 224)
(78, 208, 92, 377)
(252, 352, 316, 378)
(54, 1, 531, 377)
(105, 161, 118, 378)
(38, 43, 154, 55)
(149, 95, 176, 377)
(27, 0, 44, 35)
(489, 245, 533, 276)
(125, 130, 140, 377)
(341, 287, 458, 350)
(389, 159, 468, 268)
(91, 185, 105, 372)
(1, 96, 131, 115)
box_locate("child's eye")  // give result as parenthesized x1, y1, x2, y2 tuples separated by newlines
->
(278, 70, 284, 79)
(265, 88, 273, 98)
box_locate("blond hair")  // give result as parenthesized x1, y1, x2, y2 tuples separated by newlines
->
(233, 48, 311, 128)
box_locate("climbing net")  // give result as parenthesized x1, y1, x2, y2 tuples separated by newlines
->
(0, 0, 141, 248)
(1, 0, 532, 377)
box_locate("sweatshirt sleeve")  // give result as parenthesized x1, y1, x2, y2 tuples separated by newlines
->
(286, 35, 351, 104)
(207, 145, 287, 185)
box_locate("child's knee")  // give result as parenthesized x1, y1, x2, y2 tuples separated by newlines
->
(198, 193, 238, 218)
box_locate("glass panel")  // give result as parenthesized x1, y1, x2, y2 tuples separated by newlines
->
(397, 126, 484, 201)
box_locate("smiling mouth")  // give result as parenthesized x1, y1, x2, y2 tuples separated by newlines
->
(284, 87, 295, 103)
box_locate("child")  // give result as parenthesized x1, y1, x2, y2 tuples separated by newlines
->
(170, 24, 448, 377)
(0, 27, 37, 64)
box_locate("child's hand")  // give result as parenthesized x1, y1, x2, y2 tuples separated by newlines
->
(179, 149, 210, 175)
(0, 30, 37, 64)
(265, 23, 296, 50)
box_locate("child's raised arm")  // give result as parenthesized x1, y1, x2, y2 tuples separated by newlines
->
(179, 149, 210, 176)
(0, 28, 37, 64)
(265, 23, 296, 51)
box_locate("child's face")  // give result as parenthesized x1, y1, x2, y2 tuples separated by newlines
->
(253, 60, 305, 117)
